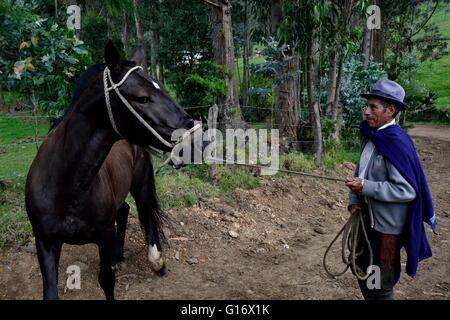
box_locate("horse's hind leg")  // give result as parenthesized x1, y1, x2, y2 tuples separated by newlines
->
(35, 238, 62, 300)
(112, 202, 130, 267)
(131, 152, 166, 276)
(97, 229, 116, 300)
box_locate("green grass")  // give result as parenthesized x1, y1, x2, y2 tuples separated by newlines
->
(414, 3, 450, 110)
(0, 180, 31, 247)
(0, 115, 49, 145)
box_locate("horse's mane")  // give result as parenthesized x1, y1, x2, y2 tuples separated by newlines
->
(49, 61, 137, 131)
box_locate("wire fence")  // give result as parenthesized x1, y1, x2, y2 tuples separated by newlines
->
(0, 105, 361, 181)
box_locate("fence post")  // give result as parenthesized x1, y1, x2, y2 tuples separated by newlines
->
(207, 104, 219, 182)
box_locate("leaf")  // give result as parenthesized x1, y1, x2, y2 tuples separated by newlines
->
(26, 63, 35, 72)
(19, 41, 30, 50)
(13, 63, 25, 74)
(31, 35, 38, 47)
(65, 56, 79, 64)
(41, 54, 50, 63)
(33, 77, 45, 85)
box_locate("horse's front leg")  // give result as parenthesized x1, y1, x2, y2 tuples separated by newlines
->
(35, 238, 62, 300)
(97, 228, 116, 300)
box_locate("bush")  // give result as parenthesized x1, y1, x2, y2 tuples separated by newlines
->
(400, 80, 446, 122)
(2, 9, 92, 116)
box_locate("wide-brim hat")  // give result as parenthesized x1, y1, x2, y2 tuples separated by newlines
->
(360, 79, 409, 111)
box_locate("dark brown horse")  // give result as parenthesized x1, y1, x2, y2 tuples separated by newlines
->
(25, 41, 195, 300)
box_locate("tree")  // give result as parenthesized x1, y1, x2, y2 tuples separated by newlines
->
(373, 0, 448, 80)
(132, 0, 147, 70)
(278, 0, 326, 161)
(202, 0, 246, 130)
(324, 0, 366, 143)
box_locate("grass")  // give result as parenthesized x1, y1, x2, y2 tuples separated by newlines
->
(413, 3, 450, 110)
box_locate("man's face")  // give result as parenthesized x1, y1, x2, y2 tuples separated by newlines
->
(364, 98, 396, 128)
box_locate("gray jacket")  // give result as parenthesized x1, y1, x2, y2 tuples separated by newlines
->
(349, 137, 416, 235)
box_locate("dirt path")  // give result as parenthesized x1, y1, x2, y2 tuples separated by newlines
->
(409, 124, 450, 142)
(0, 126, 449, 300)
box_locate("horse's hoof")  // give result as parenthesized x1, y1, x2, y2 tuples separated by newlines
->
(148, 244, 166, 275)
(111, 261, 127, 272)
(154, 264, 167, 277)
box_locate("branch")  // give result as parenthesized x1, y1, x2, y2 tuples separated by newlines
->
(201, 0, 220, 8)
(409, 0, 439, 39)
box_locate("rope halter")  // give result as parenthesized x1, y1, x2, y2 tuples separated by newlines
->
(103, 66, 201, 150)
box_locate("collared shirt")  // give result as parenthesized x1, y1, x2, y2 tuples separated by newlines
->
(358, 119, 396, 179)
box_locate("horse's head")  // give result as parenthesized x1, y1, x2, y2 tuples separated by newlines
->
(103, 41, 195, 151)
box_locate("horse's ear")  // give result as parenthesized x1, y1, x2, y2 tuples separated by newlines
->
(131, 46, 145, 67)
(105, 40, 121, 72)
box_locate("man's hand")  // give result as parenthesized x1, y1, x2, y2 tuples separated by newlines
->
(345, 177, 364, 193)
(348, 203, 362, 215)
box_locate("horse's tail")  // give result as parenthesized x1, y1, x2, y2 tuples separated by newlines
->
(146, 156, 169, 246)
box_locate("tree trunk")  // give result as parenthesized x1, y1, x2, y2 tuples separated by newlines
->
(307, 41, 323, 162)
(274, 53, 299, 148)
(241, 0, 250, 108)
(149, 2, 159, 79)
(149, 27, 159, 79)
(326, 0, 338, 117)
(371, 0, 382, 63)
(133, 0, 147, 70)
(331, 56, 344, 143)
(159, 65, 165, 84)
(208, 0, 246, 130)
(311, 27, 321, 90)
(363, 24, 371, 68)
(326, 53, 337, 118)
(270, 0, 283, 35)
(121, 12, 130, 58)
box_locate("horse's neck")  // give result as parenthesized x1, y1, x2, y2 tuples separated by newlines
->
(54, 109, 118, 198)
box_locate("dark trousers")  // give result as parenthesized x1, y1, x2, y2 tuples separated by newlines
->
(353, 215, 402, 300)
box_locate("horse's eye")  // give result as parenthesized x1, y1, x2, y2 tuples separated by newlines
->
(136, 96, 150, 104)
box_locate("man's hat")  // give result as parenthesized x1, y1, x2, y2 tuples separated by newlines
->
(360, 79, 409, 111)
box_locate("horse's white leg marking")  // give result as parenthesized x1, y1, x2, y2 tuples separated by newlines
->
(148, 244, 165, 272)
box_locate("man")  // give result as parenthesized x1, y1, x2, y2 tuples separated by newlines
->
(345, 79, 437, 300)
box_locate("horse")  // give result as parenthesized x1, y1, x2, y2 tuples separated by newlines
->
(25, 41, 197, 300)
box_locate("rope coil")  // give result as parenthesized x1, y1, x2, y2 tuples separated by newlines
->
(323, 209, 373, 280)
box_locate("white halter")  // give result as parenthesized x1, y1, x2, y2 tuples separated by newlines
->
(103, 66, 201, 149)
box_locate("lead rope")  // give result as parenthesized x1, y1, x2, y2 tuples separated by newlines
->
(323, 210, 373, 281)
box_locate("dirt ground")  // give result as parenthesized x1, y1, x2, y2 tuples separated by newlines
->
(0, 125, 449, 300)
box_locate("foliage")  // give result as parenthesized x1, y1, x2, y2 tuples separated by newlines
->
(175, 61, 226, 118)
(0, 2, 92, 115)
(320, 55, 387, 138)
(157, 0, 214, 114)
(245, 64, 273, 122)
(380, 0, 449, 80)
